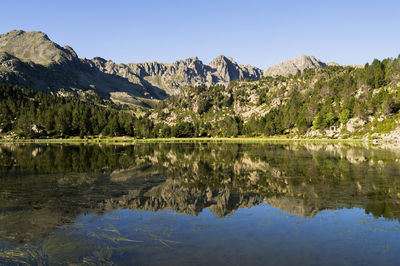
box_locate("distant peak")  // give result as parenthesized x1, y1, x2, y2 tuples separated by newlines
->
(214, 55, 226, 59)
(213, 55, 235, 61)
(264, 55, 328, 77)
(294, 55, 318, 61)
(209, 55, 237, 68)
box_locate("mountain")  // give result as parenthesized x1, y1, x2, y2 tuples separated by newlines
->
(263, 55, 338, 77)
(0, 30, 342, 106)
(0, 30, 263, 104)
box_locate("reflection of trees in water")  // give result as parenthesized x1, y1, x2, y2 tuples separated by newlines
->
(1, 143, 400, 243)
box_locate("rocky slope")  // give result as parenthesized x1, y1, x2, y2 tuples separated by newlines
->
(263, 55, 337, 76)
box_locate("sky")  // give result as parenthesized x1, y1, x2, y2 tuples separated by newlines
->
(1, 0, 399, 69)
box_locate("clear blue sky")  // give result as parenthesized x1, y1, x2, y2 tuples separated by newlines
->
(1, 0, 399, 69)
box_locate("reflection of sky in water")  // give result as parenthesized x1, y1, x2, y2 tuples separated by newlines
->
(3, 205, 397, 265)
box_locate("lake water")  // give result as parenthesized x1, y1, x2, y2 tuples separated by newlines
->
(1, 142, 400, 265)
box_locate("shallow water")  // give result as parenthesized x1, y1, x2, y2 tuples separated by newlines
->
(1, 143, 400, 265)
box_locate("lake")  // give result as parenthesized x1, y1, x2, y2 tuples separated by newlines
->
(1, 142, 400, 265)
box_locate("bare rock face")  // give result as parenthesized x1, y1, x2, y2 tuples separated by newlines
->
(263, 55, 331, 77)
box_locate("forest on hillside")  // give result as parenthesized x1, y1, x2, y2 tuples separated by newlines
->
(1, 55, 400, 139)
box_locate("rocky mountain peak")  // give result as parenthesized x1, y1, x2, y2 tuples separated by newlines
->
(263, 55, 328, 77)
(207, 55, 263, 83)
(0, 30, 77, 66)
(209, 55, 237, 68)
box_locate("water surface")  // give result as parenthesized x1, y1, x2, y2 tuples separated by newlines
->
(1, 143, 400, 265)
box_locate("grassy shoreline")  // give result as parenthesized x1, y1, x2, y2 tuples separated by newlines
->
(0, 136, 367, 144)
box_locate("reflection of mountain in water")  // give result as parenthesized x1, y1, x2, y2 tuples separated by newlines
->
(1, 143, 400, 243)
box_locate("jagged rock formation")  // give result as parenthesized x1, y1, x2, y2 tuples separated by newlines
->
(0, 30, 263, 103)
(91, 55, 263, 95)
(263, 55, 338, 77)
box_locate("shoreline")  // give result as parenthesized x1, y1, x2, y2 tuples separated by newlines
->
(0, 137, 368, 144)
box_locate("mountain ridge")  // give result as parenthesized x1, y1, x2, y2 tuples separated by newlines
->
(0, 30, 335, 105)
